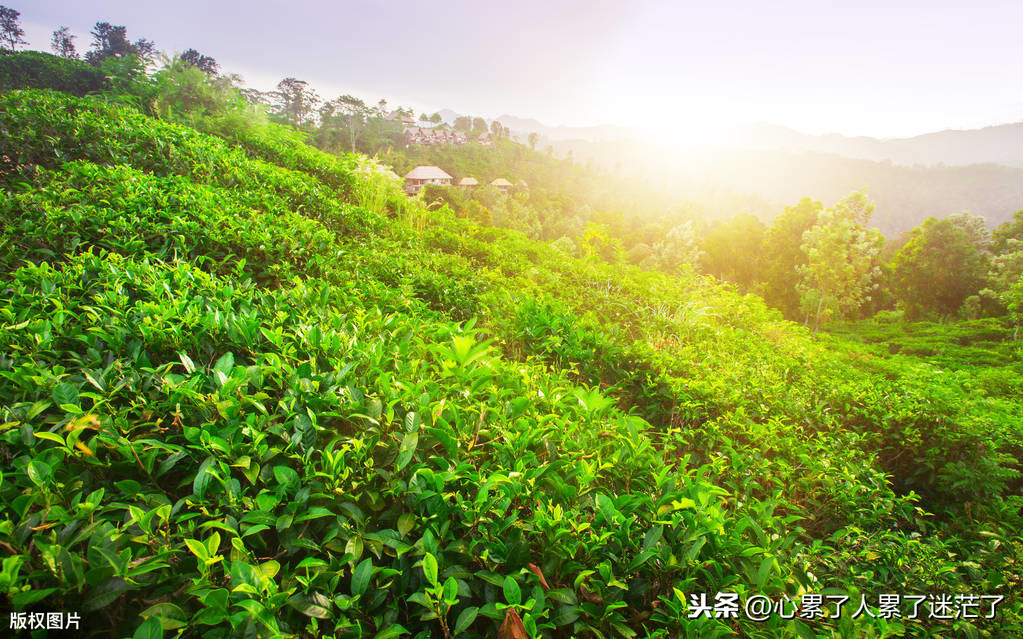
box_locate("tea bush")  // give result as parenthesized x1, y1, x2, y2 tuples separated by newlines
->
(1, 89, 1020, 637)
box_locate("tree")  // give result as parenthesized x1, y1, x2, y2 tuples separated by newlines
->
(992, 210, 1023, 255)
(429, 112, 442, 124)
(797, 190, 884, 333)
(700, 213, 766, 292)
(889, 216, 989, 319)
(320, 94, 371, 152)
(651, 221, 703, 273)
(85, 22, 156, 66)
(472, 116, 487, 133)
(0, 5, 26, 51)
(180, 48, 218, 75)
(490, 120, 503, 139)
(761, 197, 822, 319)
(527, 132, 539, 150)
(454, 116, 471, 132)
(270, 77, 320, 127)
(581, 222, 623, 263)
(984, 240, 1023, 339)
(51, 26, 78, 59)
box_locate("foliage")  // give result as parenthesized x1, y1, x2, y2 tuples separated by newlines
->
(180, 48, 219, 75)
(268, 77, 321, 128)
(84, 22, 156, 67)
(0, 88, 1020, 638)
(50, 26, 79, 60)
(890, 215, 990, 319)
(0, 4, 26, 52)
(798, 191, 885, 332)
(0, 51, 108, 96)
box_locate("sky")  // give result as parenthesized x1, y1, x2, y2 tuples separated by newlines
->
(11, 0, 1023, 139)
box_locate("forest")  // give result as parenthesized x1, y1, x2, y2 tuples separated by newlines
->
(0, 10, 1021, 639)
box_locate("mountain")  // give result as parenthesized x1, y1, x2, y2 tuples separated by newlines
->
(550, 137, 1023, 236)
(494, 114, 634, 142)
(743, 122, 1023, 169)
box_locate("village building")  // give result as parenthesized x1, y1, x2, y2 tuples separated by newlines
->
(384, 110, 417, 128)
(404, 166, 452, 195)
(458, 177, 479, 189)
(491, 178, 513, 193)
(403, 127, 468, 147)
(477, 132, 493, 145)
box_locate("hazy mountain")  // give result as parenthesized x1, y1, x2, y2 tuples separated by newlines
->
(431, 107, 1023, 235)
(551, 138, 1023, 236)
(494, 115, 633, 142)
(742, 122, 1023, 169)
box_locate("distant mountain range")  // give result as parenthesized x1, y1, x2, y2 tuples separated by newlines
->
(741, 122, 1023, 169)
(433, 107, 1023, 235)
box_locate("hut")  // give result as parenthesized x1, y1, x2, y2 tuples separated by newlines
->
(458, 177, 479, 190)
(404, 166, 453, 195)
(490, 178, 513, 193)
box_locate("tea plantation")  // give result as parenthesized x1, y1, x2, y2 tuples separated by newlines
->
(0, 90, 1020, 637)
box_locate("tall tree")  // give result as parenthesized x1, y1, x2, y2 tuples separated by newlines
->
(490, 120, 503, 139)
(761, 197, 822, 319)
(991, 210, 1023, 255)
(651, 221, 703, 273)
(472, 116, 487, 133)
(700, 213, 766, 292)
(180, 48, 218, 75)
(271, 77, 320, 127)
(453, 115, 471, 132)
(320, 94, 371, 152)
(527, 132, 539, 150)
(429, 112, 442, 124)
(889, 216, 990, 319)
(798, 190, 884, 333)
(85, 22, 156, 65)
(51, 26, 79, 59)
(0, 5, 26, 51)
(984, 239, 1023, 339)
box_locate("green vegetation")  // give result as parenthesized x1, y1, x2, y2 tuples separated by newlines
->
(0, 38, 1021, 638)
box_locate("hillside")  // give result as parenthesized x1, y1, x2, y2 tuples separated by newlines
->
(1, 89, 1021, 638)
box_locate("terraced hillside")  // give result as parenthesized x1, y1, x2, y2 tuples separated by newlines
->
(0, 90, 1021, 638)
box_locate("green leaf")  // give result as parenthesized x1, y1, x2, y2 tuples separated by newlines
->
(133, 617, 163, 639)
(454, 606, 478, 634)
(287, 596, 331, 619)
(273, 464, 299, 488)
(756, 556, 775, 590)
(32, 431, 66, 447)
(11, 588, 58, 606)
(26, 460, 53, 487)
(185, 538, 210, 562)
(213, 352, 235, 377)
(178, 351, 196, 374)
(422, 552, 438, 586)
(139, 602, 188, 630)
(192, 456, 215, 499)
(792, 619, 817, 639)
(642, 524, 663, 551)
(52, 382, 79, 406)
(395, 430, 419, 471)
(373, 625, 410, 639)
(502, 575, 521, 606)
(397, 512, 415, 537)
(352, 558, 373, 596)
(442, 576, 459, 604)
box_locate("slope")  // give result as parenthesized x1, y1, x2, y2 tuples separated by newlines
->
(0, 90, 1020, 638)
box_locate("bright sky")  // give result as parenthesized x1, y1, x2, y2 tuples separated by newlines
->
(12, 0, 1023, 139)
